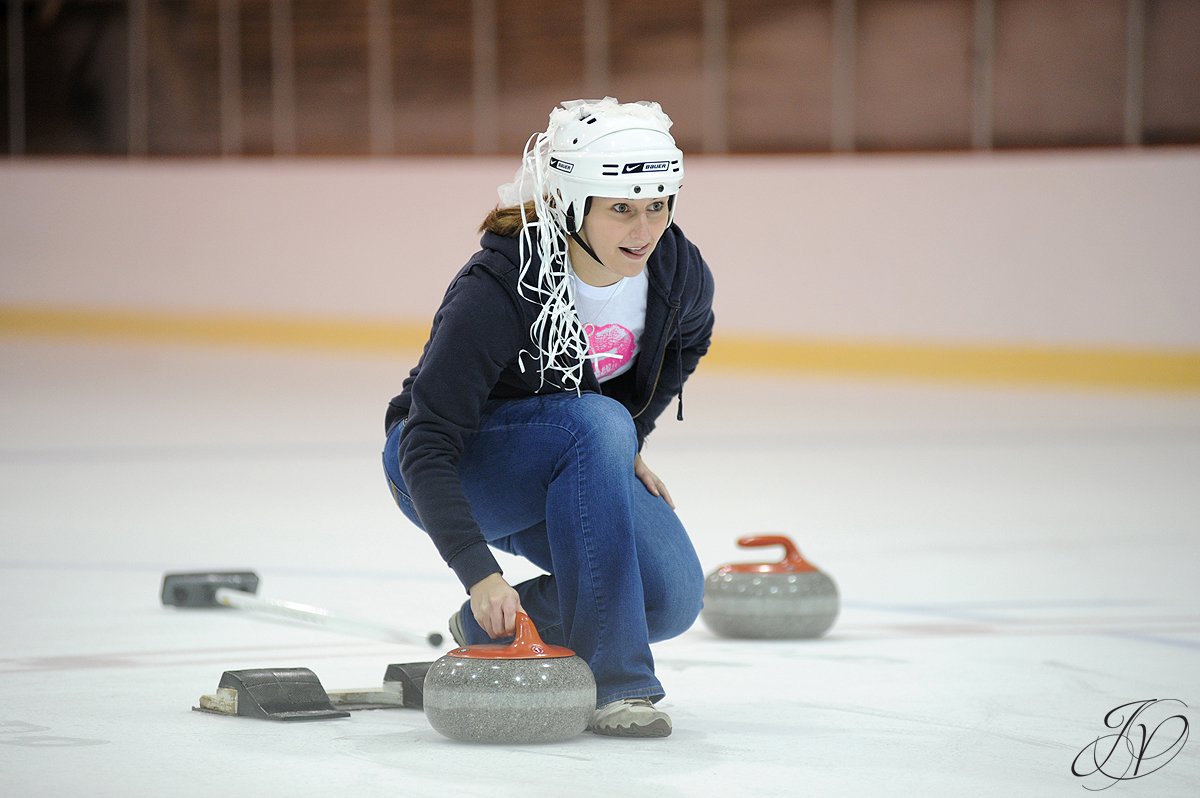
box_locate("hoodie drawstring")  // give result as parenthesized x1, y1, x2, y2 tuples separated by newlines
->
(675, 321, 684, 421)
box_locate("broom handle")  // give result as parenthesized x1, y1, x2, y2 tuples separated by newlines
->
(215, 587, 442, 647)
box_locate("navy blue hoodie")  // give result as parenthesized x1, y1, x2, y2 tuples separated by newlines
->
(385, 223, 715, 590)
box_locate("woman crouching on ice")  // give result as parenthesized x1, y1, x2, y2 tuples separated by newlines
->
(383, 97, 714, 738)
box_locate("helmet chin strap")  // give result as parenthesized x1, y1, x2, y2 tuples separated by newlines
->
(569, 230, 606, 270)
(570, 229, 634, 285)
(567, 197, 621, 279)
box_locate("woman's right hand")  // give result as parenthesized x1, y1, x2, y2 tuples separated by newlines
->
(468, 572, 523, 638)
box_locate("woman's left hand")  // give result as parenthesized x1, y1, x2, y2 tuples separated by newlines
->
(634, 453, 676, 509)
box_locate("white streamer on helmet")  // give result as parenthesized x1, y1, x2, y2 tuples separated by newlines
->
(496, 97, 684, 393)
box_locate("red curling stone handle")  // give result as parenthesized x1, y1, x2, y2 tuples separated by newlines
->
(447, 610, 577, 659)
(727, 534, 819, 573)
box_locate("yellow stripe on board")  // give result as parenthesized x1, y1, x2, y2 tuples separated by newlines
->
(705, 336, 1200, 393)
(3, 305, 1199, 392)
(0, 306, 431, 354)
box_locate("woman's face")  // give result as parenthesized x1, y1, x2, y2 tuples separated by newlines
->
(569, 196, 671, 286)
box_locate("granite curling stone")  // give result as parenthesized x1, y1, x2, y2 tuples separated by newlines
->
(422, 611, 596, 744)
(702, 534, 839, 639)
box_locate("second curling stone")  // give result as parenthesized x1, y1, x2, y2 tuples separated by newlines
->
(702, 535, 839, 639)
(423, 611, 596, 743)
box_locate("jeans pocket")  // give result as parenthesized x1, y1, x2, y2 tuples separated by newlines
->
(382, 453, 424, 530)
(386, 475, 413, 508)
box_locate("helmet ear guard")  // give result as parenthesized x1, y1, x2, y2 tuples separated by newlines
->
(563, 197, 592, 235)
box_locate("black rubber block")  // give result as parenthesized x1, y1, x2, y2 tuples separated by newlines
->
(382, 661, 434, 709)
(218, 667, 349, 721)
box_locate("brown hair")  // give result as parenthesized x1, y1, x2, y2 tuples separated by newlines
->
(479, 201, 539, 236)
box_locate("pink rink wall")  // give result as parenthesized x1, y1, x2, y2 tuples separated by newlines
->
(1, 150, 1199, 350)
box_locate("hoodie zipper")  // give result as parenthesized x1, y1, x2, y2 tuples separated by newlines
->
(632, 306, 678, 420)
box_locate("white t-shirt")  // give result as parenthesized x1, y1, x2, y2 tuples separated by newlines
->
(570, 269, 649, 382)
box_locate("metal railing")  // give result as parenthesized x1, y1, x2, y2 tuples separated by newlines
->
(1, 0, 1171, 157)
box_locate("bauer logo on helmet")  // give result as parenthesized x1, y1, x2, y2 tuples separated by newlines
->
(621, 161, 670, 174)
(549, 157, 574, 174)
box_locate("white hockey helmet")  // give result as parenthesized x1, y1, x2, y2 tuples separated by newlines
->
(545, 100, 684, 233)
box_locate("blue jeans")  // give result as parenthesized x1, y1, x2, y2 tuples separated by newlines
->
(382, 392, 704, 707)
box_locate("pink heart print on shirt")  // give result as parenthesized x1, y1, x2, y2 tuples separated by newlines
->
(585, 323, 637, 379)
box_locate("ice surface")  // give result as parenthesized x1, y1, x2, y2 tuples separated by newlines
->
(2, 339, 1197, 796)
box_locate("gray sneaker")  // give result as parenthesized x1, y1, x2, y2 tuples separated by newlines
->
(447, 608, 466, 647)
(589, 698, 672, 738)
